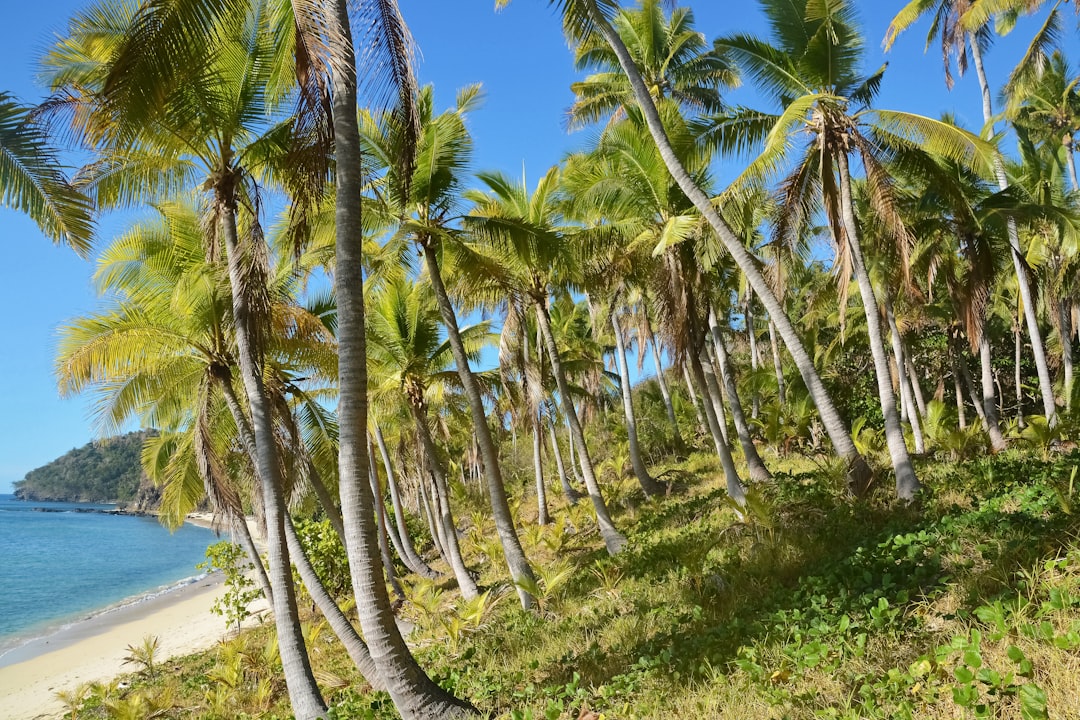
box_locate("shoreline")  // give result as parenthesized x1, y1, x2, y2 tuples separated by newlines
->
(0, 573, 236, 720)
(0, 511, 263, 720)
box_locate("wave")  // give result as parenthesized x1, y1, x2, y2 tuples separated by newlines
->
(0, 571, 216, 667)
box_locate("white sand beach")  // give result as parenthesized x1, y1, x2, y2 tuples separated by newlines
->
(0, 513, 264, 720)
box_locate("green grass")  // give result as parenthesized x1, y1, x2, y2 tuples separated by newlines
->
(65, 448, 1080, 719)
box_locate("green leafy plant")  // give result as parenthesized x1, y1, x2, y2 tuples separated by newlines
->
(197, 541, 262, 633)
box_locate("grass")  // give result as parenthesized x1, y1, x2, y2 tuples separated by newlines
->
(65, 447, 1080, 719)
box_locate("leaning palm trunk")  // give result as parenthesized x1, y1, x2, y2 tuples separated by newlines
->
(323, 2, 475, 715)
(534, 299, 627, 554)
(586, 6, 870, 491)
(533, 417, 551, 525)
(367, 447, 406, 603)
(547, 415, 582, 503)
(218, 373, 382, 689)
(682, 361, 709, 436)
(948, 336, 969, 429)
(701, 346, 731, 445)
(644, 316, 684, 449)
(218, 196, 326, 719)
(906, 356, 928, 420)
(835, 152, 919, 500)
(690, 346, 747, 504)
(411, 404, 479, 600)
(979, 332, 1009, 451)
(375, 426, 440, 580)
(231, 513, 273, 607)
(284, 514, 385, 688)
(969, 36, 1056, 424)
(708, 307, 771, 481)
(611, 310, 664, 495)
(745, 296, 761, 419)
(214, 379, 274, 605)
(422, 245, 536, 608)
(418, 473, 447, 560)
(767, 318, 787, 406)
(883, 300, 925, 454)
(1060, 303, 1074, 411)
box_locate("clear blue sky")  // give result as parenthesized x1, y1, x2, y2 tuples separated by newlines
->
(0, 1, 1043, 493)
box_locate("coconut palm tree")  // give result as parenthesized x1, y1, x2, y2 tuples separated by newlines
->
(359, 84, 538, 608)
(365, 276, 484, 599)
(565, 0, 737, 129)
(44, 3, 333, 711)
(463, 166, 628, 555)
(509, 0, 873, 493)
(715, 0, 996, 499)
(562, 108, 751, 498)
(887, 0, 1061, 424)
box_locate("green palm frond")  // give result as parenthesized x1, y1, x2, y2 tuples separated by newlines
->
(0, 93, 93, 254)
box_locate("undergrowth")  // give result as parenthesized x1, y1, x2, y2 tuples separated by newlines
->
(65, 449, 1080, 719)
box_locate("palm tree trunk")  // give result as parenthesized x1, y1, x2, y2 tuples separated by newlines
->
(547, 415, 582, 503)
(533, 417, 551, 525)
(906, 356, 928, 420)
(701, 345, 730, 445)
(644, 315, 684, 449)
(689, 346, 747, 504)
(533, 299, 627, 554)
(374, 426, 440, 580)
(835, 152, 919, 500)
(682, 360, 709, 435)
(745, 294, 761, 419)
(218, 196, 326, 718)
(611, 310, 664, 495)
(565, 416, 583, 482)
(969, 35, 1057, 424)
(284, 513, 386, 688)
(417, 473, 445, 561)
(588, 7, 871, 492)
(306, 462, 347, 546)
(948, 337, 969, 429)
(218, 371, 383, 688)
(1015, 324, 1026, 427)
(231, 514, 273, 608)
(1060, 302, 1074, 411)
(367, 444, 406, 603)
(411, 404, 479, 599)
(768, 318, 786, 405)
(421, 244, 536, 608)
(322, 3, 474, 714)
(883, 300, 925, 454)
(708, 307, 771, 482)
(979, 330, 1009, 451)
(213, 379, 274, 606)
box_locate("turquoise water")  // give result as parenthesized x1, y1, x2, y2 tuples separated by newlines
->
(0, 494, 219, 659)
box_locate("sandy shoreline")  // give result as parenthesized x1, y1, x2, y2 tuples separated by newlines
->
(0, 513, 260, 720)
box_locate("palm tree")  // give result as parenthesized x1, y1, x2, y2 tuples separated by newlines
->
(359, 84, 538, 609)
(565, 0, 737, 129)
(45, 4, 331, 709)
(365, 276, 484, 599)
(716, 0, 996, 499)
(0, 92, 92, 254)
(887, 0, 1061, 424)
(464, 166, 628, 555)
(562, 109, 750, 498)
(514, 0, 874, 493)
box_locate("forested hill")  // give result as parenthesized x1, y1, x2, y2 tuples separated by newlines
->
(13, 431, 153, 503)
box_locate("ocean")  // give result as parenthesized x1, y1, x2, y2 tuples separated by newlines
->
(0, 494, 220, 663)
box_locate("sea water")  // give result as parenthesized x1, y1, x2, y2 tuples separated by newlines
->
(0, 494, 219, 662)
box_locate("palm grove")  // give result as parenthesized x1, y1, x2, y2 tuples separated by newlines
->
(2, 0, 1079, 718)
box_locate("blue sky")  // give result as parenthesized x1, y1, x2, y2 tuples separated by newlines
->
(0, 1, 1043, 492)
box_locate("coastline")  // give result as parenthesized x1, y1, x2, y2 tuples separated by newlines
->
(0, 512, 264, 720)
